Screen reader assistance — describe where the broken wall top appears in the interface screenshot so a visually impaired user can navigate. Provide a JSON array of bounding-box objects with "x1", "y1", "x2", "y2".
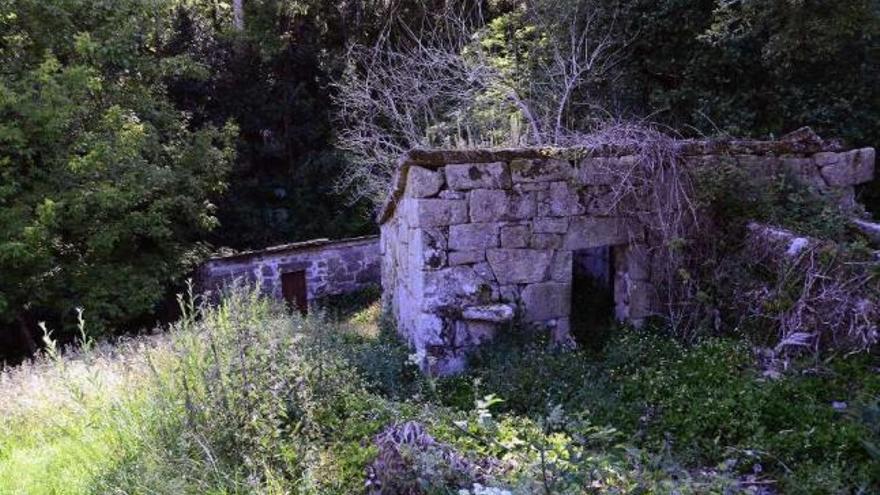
[
  {"x1": 205, "y1": 235, "x2": 379, "y2": 265},
  {"x1": 378, "y1": 128, "x2": 871, "y2": 224}
]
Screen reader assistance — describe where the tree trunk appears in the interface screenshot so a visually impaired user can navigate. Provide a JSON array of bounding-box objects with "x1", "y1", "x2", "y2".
[
  {"x1": 233, "y1": 0, "x2": 244, "y2": 31},
  {"x1": 15, "y1": 312, "x2": 37, "y2": 357}
]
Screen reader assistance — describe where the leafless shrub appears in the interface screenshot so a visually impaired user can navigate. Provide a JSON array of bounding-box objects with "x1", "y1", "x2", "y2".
[
  {"x1": 333, "y1": 0, "x2": 630, "y2": 204},
  {"x1": 740, "y1": 224, "x2": 879, "y2": 357},
  {"x1": 365, "y1": 421, "x2": 500, "y2": 494},
  {"x1": 512, "y1": 2, "x2": 631, "y2": 144},
  {"x1": 333, "y1": 5, "x2": 493, "y2": 204}
]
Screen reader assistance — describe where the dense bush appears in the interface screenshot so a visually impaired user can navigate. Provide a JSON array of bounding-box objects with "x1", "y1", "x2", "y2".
[{"x1": 0, "y1": 0, "x2": 237, "y2": 358}]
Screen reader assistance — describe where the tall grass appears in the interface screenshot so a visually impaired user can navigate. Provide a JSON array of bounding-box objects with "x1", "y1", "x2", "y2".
[
  {"x1": 0, "y1": 330, "x2": 163, "y2": 494},
  {"x1": 0, "y1": 288, "x2": 403, "y2": 494}
]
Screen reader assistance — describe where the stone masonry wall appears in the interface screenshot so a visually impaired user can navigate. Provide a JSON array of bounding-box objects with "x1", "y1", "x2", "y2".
[
  {"x1": 380, "y1": 133, "x2": 875, "y2": 375},
  {"x1": 199, "y1": 236, "x2": 380, "y2": 304}
]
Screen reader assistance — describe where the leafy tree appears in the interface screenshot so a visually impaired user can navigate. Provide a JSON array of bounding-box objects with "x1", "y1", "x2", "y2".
[{"x1": 0, "y1": 0, "x2": 236, "y2": 357}]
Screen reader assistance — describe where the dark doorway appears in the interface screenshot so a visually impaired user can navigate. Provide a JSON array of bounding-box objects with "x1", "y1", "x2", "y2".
[
  {"x1": 571, "y1": 247, "x2": 615, "y2": 349},
  {"x1": 281, "y1": 270, "x2": 308, "y2": 314}
]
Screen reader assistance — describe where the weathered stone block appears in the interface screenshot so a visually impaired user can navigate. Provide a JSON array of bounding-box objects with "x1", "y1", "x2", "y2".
[
  {"x1": 576, "y1": 157, "x2": 617, "y2": 185},
  {"x1": 454, "y1": 320, "x2": 497, "y2": 347},
  {"x1": 278, "y1": 261, "x2": 310, "y2": 273},
  {"x1": 462, "y1": 303, "x2": 514, "y2": 322},
  {"x1": 403, "y1": 198, "x2": 468, "y2": 227},
  {"x1": 439, "y1": 190, "x2": 466, "y2": 200},
  {"x1": 507, "y1": 191, "x2": 537, "y2": 219},
  {"x1": 409, "y1": 227, "x2": 447, "y2": 270},
  {"x1": 486, "y1": 249, "x2": 553, "y2": 284},
  {"x1": 469, "y1": 189, "x2": 507, "y2": 222},
  {"x1": 813, "y1": 152, "x2": 840, "y2": 168},
  {"x1": 563, "y1": 216, "x2": 632, "y2": 249},
  {"x1": 551, "y1": 317, "x2": 574, "y2": 346},
  {"x1": 780, "y1": 156, "x2": 826, "y2": 190},
  {"x1": 581, "y1": 186, "x2": 617, "y2": 216},
  {"x1": 500, "y1": 224, "x2": 530, "y2": 248},
  {"x1": 449, "y1": 223, "x2": 499, "y2": 250},
  {"x1": 628, "y1": 280, "x2": 658, "y2": 319},
  {"x1": 533, "y1": 217, "x2": 568, "y2": 233},
  {"x1": 736, "y1": 155, "x2": 780, "y2": 176},
  {"x1": 549, "y1": 250, "x2": 573, "y2": 282},
  {"x1": 422, "y1": 266, "x2": 490, "y2": 310},
  {"x1": 537, "y1": 181, "x2": 585, "y2": 217},
  {"x1": 514, "y1": 182, "x2": 550, "y2": 192},
  {"x1": 473, "y1": 262, "x2": 497, "y2": 283},
  {"x1": 468, "y1": 321, "x2": 498, "y2": 346},
  {"x1": 531, "y1": 233, "x2": 562, "y2": 249},
  {"x1": 498, "y1": 284, "x2": 519, "y2": 303},
  {"x1": 510, "y1": 158, "x2": 572, "y2": 183},
  {"x1": 469, "y1": 189, "x2": 536, "y2": 222},
  {"x1": 818, "y1": 148, "x2": 875, "y2": 186},
  {"x1": 615, "y1": 243, "x2": 651, "y2": 281},
  {"x1": 415, "y1": 312, "x2": 445, "y2": 347},
  {"x1": 356, "y1": 263, "x2": 380, "y2": 283},
  {"x1": 852, "y1": 219, "x2": 880, "y2": 244},
  {"x1": 521, "y1": 282, "x2": 571, "y2": 321},
  {"x1": 406, "y1": 166, "x2": 444, "y2": 198},
  {"x1": 445, "y1": 162, "x2": 512, "y2": 190},
  {"x1": 684, "y1": 155, "x2": 731, "y2": 168},
  {"x1": 448, "y1": 250, "x2": 485, "y2": 265}
]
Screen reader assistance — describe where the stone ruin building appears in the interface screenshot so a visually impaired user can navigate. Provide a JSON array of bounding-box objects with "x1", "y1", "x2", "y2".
[
  {"x1": 379, "y1": 131, "x2": 876, "y2": 374},
  {"x1": 199, "y1": 236, "x2": 380, "y2": 312}
]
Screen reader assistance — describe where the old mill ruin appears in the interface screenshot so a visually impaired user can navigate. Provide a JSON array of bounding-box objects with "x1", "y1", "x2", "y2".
[{"x1": 379, "y1": 130, "x2": 876, "y2": 374}]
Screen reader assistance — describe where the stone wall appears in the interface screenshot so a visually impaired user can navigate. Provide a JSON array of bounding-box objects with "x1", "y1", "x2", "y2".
[
  {"x1": 199, "y1": 236, "x2": 380, "y2": 304},
  {"x1": 379, "y1": 132, "x2": 875, "y2": 375}
]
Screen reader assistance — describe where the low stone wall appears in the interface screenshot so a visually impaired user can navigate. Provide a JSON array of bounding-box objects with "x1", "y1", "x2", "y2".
[
  {"x1": 380, "y1": 132, "x2": 875, "y2": 374},
  {"x1": 199, "y1": 236, "x2": 381, "y2": 304}
]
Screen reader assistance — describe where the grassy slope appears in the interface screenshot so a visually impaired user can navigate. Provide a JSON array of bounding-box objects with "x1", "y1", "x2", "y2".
[{"x1": 1, "y1": 291, "x2": 878, "y2": 493}]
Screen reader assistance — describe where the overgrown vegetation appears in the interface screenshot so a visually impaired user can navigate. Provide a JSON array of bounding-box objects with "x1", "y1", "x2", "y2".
[
  {"x1": 2, "y1": 289, "x2": 878, "y2": 493},
  {"x1": 681, "y1": 157, "x2": 879, "y2": 355}
]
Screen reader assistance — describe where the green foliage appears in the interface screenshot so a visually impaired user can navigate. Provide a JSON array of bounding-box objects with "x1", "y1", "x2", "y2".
[
  {"x1": 686, "y1": 160, "x2": 879, "y2": 352},
  {"x1": 692, "y1": 159, "x2": 854, "y2": 241},
  {"x1": 435, "y1": 329, "x2": 612, "y2": 416},
  {"x1": 604, "y1": 331, "x2": 880, "y2": 492},
  {"x1": 0, "y1": 0, "x2": 236, "y2": 352},
  {"x1": 616, "y1": 0, "x2": 880, "y2": 142},
  {"x1": 431, "y1": 326, "x2": 880, "y2": 492}
]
